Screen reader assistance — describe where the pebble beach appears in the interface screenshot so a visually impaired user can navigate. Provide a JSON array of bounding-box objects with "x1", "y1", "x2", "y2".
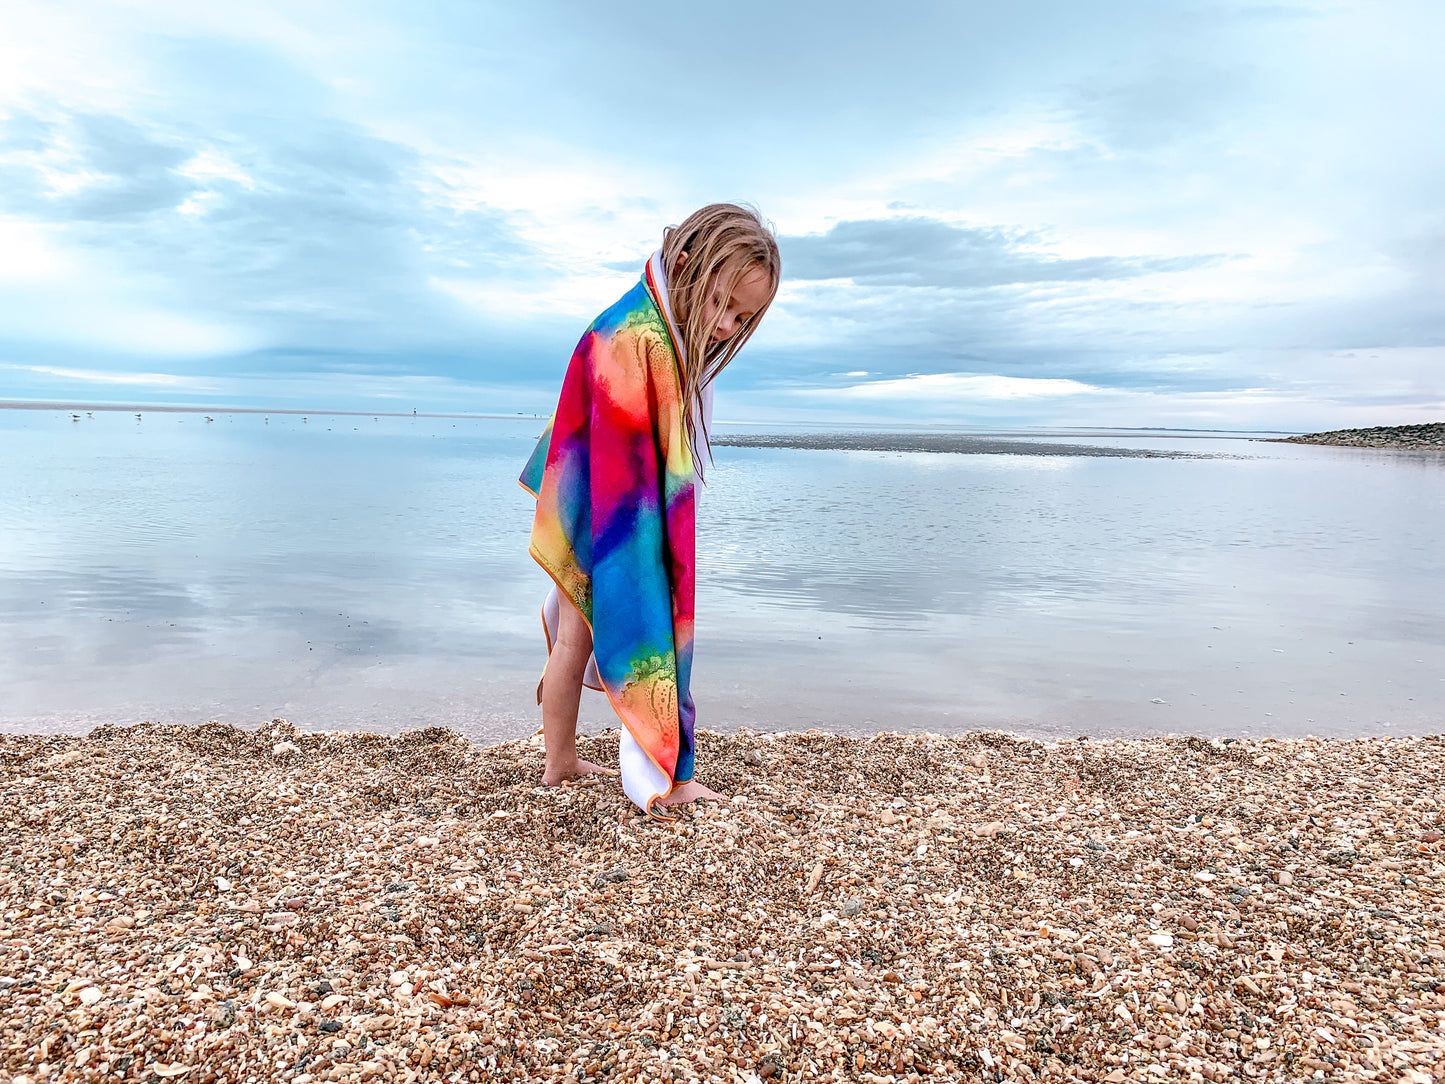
[{"x1": 3, "y1": 723, "x2": 1443, "y2": 1084}]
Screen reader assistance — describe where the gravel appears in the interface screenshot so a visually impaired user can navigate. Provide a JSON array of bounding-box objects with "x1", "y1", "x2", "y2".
[{"x1": 2, "y1": 722, "x2": 1443, "y2": 1083}]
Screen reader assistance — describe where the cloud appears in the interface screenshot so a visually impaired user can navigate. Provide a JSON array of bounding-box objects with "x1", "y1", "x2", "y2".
[
  {"x1": 8, "y1": 364, "x2": 213, "y2": 388},
  {"x1": 828, "y1": 373, "x2": 1101, "y2": 401},
  {"x1": 0, "y1": 0, "x2": 1440, "y2": 428},
  {"x1": 780, "y1": 217, "x2": 1221, "y2": 288}
]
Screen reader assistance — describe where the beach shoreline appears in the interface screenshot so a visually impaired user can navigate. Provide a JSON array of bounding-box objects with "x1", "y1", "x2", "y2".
[{"x1": 2, "y1": 721, "x2": 1442, "y2": 1083}]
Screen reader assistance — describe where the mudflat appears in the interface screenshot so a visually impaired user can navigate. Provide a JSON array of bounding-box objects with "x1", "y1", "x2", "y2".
[
  {"x1": 3, "y1": 723, "x2": 1443, "y2": 1083},
  {"x1": 709, "y1": 433, "x2": 1231, "y2": 458}
]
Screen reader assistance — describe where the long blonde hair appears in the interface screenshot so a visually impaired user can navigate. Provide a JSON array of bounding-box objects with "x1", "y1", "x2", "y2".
[{"x1": 661, "y1": 203, "x2": 781, "y2": 470}]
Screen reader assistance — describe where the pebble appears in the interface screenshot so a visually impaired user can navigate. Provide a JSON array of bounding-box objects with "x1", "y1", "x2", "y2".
[{"x1": 1, "y1": 721, "x2": 1441, "y2": 1083}]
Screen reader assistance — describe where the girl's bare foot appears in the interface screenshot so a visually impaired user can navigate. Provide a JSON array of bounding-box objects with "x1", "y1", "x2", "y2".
[
  {"x1": 542, "y1": 759, "x2": 618, "y2": 787},
  {"x1": 655, "y1": 779, "x2": 727, "y2": 807}
]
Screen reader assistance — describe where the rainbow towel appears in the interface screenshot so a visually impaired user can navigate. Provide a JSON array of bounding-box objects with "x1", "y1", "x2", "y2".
[{"x1": 519, "y1": 255, "x2": 697, "y2": 814}]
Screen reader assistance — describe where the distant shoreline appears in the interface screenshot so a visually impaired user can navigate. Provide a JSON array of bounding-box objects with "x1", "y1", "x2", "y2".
[
  {"x1": 1272, "y1": 422, "x2": 1445, "y2": 449},
  {"x1": 0, "y1": 401, "x2": 545, "y2": 421}
]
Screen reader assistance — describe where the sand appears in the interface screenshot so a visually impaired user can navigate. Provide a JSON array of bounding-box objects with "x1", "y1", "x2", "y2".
[{"x1": 2, "y1": 722, "x2": 1443, "y2": 1083}]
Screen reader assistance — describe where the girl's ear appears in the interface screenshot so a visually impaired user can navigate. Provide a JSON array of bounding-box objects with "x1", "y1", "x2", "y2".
[{"x1": 673, "y1": 250, "x2": 689, "y2": 274}]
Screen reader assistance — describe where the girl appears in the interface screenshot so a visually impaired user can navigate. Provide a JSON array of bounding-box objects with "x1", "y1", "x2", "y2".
[{"x1": 519, "y1": 204, "x2": 780, "y2": 817}]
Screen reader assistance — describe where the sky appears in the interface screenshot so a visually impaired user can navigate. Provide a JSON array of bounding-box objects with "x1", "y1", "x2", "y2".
[{"x1": 1, "y1": 0, "x2": 1441, "y2": 429}]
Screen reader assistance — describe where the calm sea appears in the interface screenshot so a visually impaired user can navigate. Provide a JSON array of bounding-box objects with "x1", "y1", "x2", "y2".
[{"x1": 1, "y1": 407, "x2": 1441, "y2": 743}]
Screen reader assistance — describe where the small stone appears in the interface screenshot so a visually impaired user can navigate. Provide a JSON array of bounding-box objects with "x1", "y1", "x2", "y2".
[
  {"x1": 1276, "y1": 870, "x2": 1293, "y2": 885},
  {"x1": 272, "y1": 741, "x2": 299, "y2": 758},
  {"x1": 389, "y1": 970, "x2": 409, "y2": 986},
  {"x1": 214, "y1": 876, "x2": 233, "y2": 892},
  {"x1": 741, "y1": 749, "x2": 763, "y2": 766},
  {"x1": 594, "y1": 866, "x2": 629, "y2": 886},
  {"x1": 265, "y1": 992, "x2": 295, "y2": 1011},
  {"x1": 79, "y1": 986, "x2": 103, "y2": 1006},
  {"x1": 1422, "y1": 829, "x2": 1442, "y2": 844},
  {"x1": 1148, "y1": 933, "x2": 1174, "y2": 948},
  {"x1": 841, "y1": 898, "x2": 865, "y2": 917}
]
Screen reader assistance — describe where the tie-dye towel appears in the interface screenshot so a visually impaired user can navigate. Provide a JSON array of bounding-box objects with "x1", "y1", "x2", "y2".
[{"x1": 519, "y1": 254, "x2": 697, "y2": 815}]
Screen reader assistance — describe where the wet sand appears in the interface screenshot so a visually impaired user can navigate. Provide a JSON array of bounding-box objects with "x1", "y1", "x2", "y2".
[
  {"x1": 3, "y1": 722, "x2": 1443, "y2": 1083},
  {"x1": 709, "y1": 434, "x2": 1234, "y2": 458}
]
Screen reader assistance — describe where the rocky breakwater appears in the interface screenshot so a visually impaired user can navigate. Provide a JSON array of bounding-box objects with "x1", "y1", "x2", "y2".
[
  {"x1": 1279, "y1": 422, "x2": 1445, "y2": 449},
  {"x1": 1, "y1": 722, "x2": 1443, "y2": 1083}
]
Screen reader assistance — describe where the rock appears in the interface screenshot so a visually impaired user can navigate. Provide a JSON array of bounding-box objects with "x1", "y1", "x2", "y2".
[
  {"x1": 272, "y1": 741, "x2": 299, "y2": 758},
  {"x1": 841, "y1": 898, "x2": 865, "y2": 917},
  {"x1": 1276, "y1": 870, "x2": 1293, "y2": 885},
  {"x1": 1422, "y1": 829, "x2": 1442, "y2": 844},
  {"x1": 741, "y1": 750, "x2": 763, "y2": 766},
  {"x1": 1280, "y1": 422, "x2": 1445, "y2": 449},
  {"x1": 79, "y1": 986, "x2": 102, "y2": 1006},
  {"x1": 389, "y1": 970, "x2": 409, "y2": 986},
  {"x1": 265, "y1": 992, "x2": 295, "y2": 1010},
  {"x1": 1148, "y1": 933, "x2": 1174, "y2": 948},
  {"x1": 594, "y1": 866, "x2": 629, "y2": 886}
]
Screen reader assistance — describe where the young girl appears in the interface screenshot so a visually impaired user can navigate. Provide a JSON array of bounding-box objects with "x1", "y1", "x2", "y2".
[{"x1": 519, "y1": 203, "x2": 780, "y2": 817}]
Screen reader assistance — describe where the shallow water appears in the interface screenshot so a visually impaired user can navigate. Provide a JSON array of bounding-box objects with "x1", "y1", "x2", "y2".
[{"x1": 1, "y1": 407, "x2": 1441, "y2": 742}]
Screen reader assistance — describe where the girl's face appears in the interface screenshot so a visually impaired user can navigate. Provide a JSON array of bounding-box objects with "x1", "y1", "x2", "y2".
[{"x1": 703, "y1": 263, "x2": 772, "y2": 343}]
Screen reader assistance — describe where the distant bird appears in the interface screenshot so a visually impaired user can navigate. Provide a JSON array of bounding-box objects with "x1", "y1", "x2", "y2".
[
  {"x1": 135, "y1": 413, "x2": 142, "y2": 420},
  {"x1": 302, "y1": 417, "x2": 307, "y2": 423},
  {"x1": 204, "y1": 416, "x2": 214, "y2": 422},
  {"x1": 85, "y1": 412, "x2": 93, "y2": 418},
  {"x1": 70, "y1": 413, "x2": 80, "y2": 421}
]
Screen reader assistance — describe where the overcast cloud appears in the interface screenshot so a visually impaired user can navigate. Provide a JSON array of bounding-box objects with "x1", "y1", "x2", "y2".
[{"x1": 0, "y1": 0, "x2": 1441, "y2": 428}]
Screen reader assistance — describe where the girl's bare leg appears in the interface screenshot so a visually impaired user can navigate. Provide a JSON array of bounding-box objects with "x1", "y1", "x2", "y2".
[{"x1": 541, "y1": 599, "x2": 617, "y2": 785}]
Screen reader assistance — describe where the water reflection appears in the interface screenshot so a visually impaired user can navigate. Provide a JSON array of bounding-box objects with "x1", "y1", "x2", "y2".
[{"x1": 1, "y1": 408, "x2": 1441, "y2": 741}]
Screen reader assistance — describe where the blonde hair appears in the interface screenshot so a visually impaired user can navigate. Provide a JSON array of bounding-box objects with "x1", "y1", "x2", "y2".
[{"x1": 661, "y1": 203, "x2": 781, "y2": 471}]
